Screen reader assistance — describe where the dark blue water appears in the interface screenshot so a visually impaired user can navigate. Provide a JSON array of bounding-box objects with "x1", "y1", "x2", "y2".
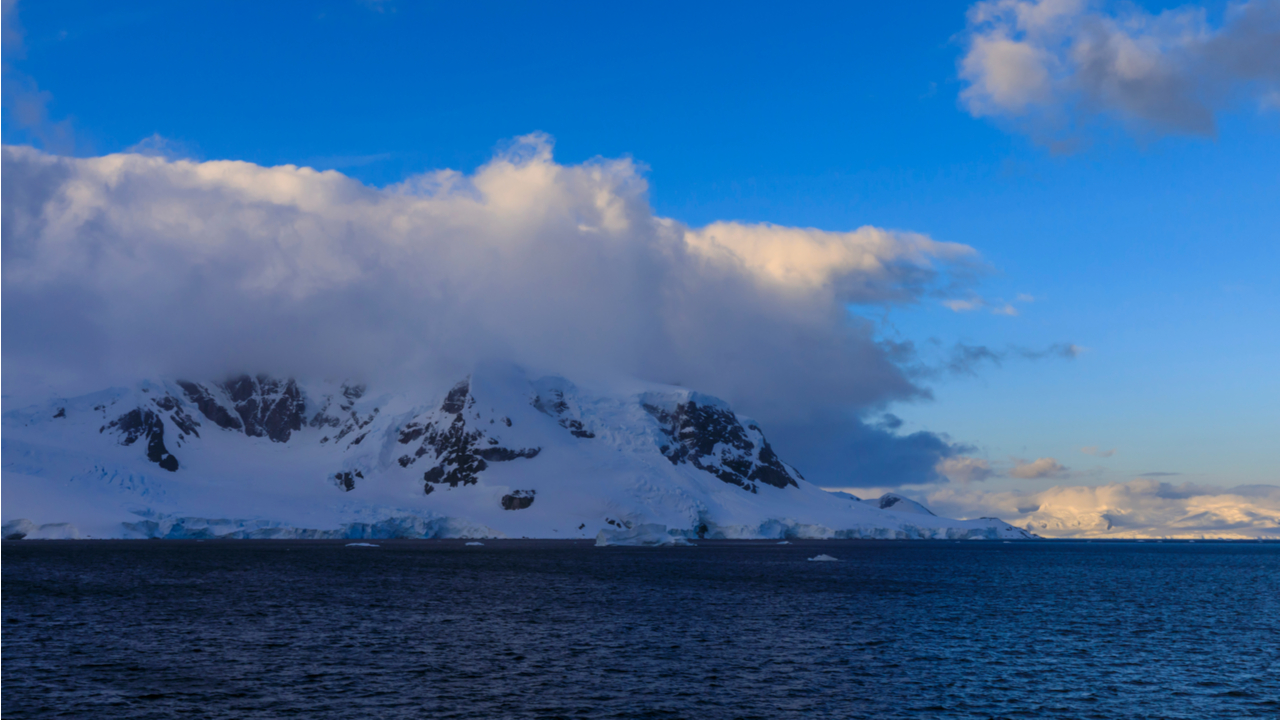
[{"x1": 3, "y1": 540, "x2": 1278, "y2": 719}]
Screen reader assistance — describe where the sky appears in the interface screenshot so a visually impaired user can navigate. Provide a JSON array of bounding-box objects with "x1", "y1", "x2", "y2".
[{"x1": 3, "y1": 0, "x2": 1279, "y2": 536}]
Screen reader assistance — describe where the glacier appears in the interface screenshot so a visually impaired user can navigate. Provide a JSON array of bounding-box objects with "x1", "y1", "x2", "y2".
[{"x1": 1, "y1": 364, "x2": 1034, "y2": 541}]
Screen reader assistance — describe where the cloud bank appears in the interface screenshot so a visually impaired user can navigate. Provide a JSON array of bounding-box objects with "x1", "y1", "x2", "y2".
[
  {"x1": 924, "y1": 479, "x2": 1280, "y2": 538},
  {"x1": 960, "y1": 0, "x2": 1280, "y2": 141},
  {"x1": 1009, "y1": 456, "x2": 1071, "y2": 479},
  {"x1": 2, "y1": 135, "x2": 991, "y2": 485}
]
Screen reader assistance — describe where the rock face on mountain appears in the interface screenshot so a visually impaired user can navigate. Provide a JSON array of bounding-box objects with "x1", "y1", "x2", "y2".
[
  {"x1": 1, "y1": 366, "x2": 1035, "y2": 541},
  {"x1": 177, "y1": 375, "x2": 305, "y2": 442},
  {"x1": 642, "y1": 395, "x2": 800, "y2": 493},
  {"x1": 396, "y1": 379, "x2": 542, "y2": 492},
  {"x1": 104, "y1": 408, "x2": 179, "y2": 472},
  {"x1": 532, "y1": 387, "x2": 596, "y2": 439},
  {"x1": 864, "y1": 493, "x2": 936, "y2": 516}
]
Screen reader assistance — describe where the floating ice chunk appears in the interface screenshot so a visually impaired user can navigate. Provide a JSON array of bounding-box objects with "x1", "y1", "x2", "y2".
[
  {"x1": 595, "y1": 523, "x2": 694, "y2": 547},
  {"x1": 345, "y1": 542, "x2": 379, "y2": 547},
  {"x1": 465, "y1": 542, "x2": 484, "y2": 546},
  {"x1": 808, "y1": 554, "x2": 840, "y2": 562},
  {"x1": 777, "y1": 541, "x2": 791, "y2": 545}
]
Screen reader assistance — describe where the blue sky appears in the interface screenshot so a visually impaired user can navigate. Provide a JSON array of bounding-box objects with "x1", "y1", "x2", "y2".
[{"x1": 4, "y1": 0, "x2": 1278, "y2": 495}]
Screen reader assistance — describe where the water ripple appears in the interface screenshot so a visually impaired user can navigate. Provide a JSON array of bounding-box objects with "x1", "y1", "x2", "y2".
[{"x1": 3, "y1": 540, "x2": 1278, "y2": 719}]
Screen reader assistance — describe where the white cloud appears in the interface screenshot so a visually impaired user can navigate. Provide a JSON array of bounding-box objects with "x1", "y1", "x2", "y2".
[
  {"x1": 944, "y1": 297, "x2": 985, "y2": 312},
  {"x1": 936, "y1": 456, "x2": 996, "y2": 483},
  {"x1": 1009, "y1": 456, "x2": 1070, "y2": 478},
  {"x1": 959, "y1": 0, "x2": 1280, "y2": 140},
  {"x1": 1, "y1": 135, "x2": 980, "y2": 437},
  {"x1": 685, "y1": 221, "x2": 978, "y2": 304},
  {"x1": 2, "y1": 0, "x2": 77, "y2": 153},
  {"x1": 1080, "y1": 445, "x2": 1116, "y2": 457},
  {"x1": 941, "y1": 294, "x2": 1030, "y2": 315},
  {"x1": 124, "y1": 133, "x2": 200, "y2": 161},
  {"x1": 924, "y1": 479, "x2": 1280, "y2": 538}
]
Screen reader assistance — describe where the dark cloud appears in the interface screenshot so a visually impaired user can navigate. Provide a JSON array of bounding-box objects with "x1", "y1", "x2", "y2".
[
  {"x1": 768, "y1": 412, "x2": 963, "y2": 487},
  {"x1": 943, "y1": 341, "x2": 1080, "y2": 376},
  {"x1": 875, "y1": 413, "x2": 905, "y2": 431},
  {"x1": 947, "y1": 343, "x2": 1005, "y2": 375}
]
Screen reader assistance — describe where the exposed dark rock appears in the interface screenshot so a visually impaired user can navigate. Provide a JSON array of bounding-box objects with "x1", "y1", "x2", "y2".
[
  {"x1": 532, "y1": 391, "x2": 570, "y2": 416},
  {"x1": 501, "y1": 490, "x2": 536, "y2": 510},
  {"x1": 309, "y1": 411, "x2": 342, "y2": 429},
  {"x1": 476, "y1": 447, "x2": 541, "y2": 462},
  {"x1": 107, "y1": 408, "x2": 179, "y2": 472},
  {"x1": 749, "y1": 444, "x2": 800, "y2": 486},
  {"x1": 643, "y1": 400, "x2": 798, "y2": 492},
  {"x1": 217, "y1": 375, "x2": 305, "y2": 443},
  {"x1": 414, "y1": 414, "x2": 492, "y2": 488},
  {"x1": 309, "y1": 384, "x2": 376, "y2": 443},
  {"x1": 401, "y1": 378, "x2": 541, "y2": 489},
  {"x1": 877, "y1": 494, "x2": 935, "y2": 515},
  {"x1": 342, "y1": 383, "x2": 365, "y2": 403},
  {"x1": 561, "y1": 419, "x2": 595, "y2": 439},
  {"x1": 52, "y1": 407, "x2": 66, "y2": 419},
  {"x1": 398, "y1": 422, "x2": 427, "y2": 445},
  {"x1": 533, "y1": 390, "x2": 594, "y2": 438},
  {"x1": 441, "y1": 379, "x2": 471, "y2": 414},
  {"x1": 177, "y1": 381, "x2": 243, "y2": 431},
  {"x1": 333, "y1": 470, "x2": 363, "y2": 492},
  {"x1": 163, "y1": 404, "x2": 201, "y2": 439}
]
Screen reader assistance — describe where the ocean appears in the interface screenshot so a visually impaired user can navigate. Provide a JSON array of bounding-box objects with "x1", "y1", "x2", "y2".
[{"x1": 3, "y1": 539, "x2": 1278, "y2": 719}]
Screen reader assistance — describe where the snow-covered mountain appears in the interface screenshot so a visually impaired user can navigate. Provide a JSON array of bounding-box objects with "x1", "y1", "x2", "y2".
[{"x1": 1, "y1": 365, "x2": 1033, "y2": 541}]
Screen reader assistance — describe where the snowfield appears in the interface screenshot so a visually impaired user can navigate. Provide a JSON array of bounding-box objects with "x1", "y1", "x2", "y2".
[{"x1": 1, "y1": 364, "x2": 1034, "y2": 542}]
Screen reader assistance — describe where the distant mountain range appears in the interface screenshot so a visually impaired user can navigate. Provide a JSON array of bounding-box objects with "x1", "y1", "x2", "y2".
[{"x1": 1, "y1": 364, "x2": 1033, "y2": 542}]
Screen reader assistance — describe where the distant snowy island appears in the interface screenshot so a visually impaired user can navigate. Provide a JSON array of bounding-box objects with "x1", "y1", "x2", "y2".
[{"x1": 2, "y1": 365, "x2": 1034, "y2": 543}]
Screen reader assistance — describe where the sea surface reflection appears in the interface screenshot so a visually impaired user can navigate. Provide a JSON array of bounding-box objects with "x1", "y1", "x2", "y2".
[{"x1": 3, "y1": 539, "x2": 1278, "y2": 719}]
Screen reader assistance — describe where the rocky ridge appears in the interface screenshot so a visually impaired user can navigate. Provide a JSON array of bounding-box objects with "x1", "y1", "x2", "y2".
[{"x1": 3, "y1": 367, "x2": 1036, "y2": 541}]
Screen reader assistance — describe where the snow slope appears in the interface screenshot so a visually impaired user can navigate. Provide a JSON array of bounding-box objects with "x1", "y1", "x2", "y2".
[{"x1": 1, "y1": 365, "x2": 1033, "y2": 541}]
